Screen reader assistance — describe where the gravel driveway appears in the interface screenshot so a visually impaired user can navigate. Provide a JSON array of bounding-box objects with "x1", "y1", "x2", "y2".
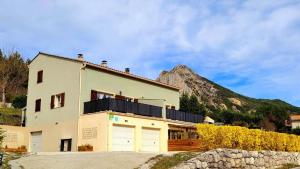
[{"x1": 10, "y1": 152, "x2": 157, "y2": 169}]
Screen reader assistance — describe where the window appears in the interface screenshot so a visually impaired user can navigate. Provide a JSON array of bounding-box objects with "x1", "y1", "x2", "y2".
[
  {"x1": 166, "y1": 105, "x2": 175, "y2": 110},
  {"x1": 91, "y1": 90, "x2": 113, "y2": 101},
  {"x1": 35, "y1": 99, "x2": 41, "y2": 112},
  {"x1": 60, "y1": 139, "x2": 72, "y2": 152},
  {"x1": 168, "y1": 130, "x2": 184, "y2": 140},
  {"x1": 37, "y1": 70, "x2": 43, "y2": 83},
  {"x1": 51, "y1": 93, "x2": 65, "y2": 109}
]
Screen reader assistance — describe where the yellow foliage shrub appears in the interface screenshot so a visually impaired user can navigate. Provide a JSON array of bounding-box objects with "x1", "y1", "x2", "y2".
[{"x1": 196, "y1": 124, "x2": 300, "y2": 152}]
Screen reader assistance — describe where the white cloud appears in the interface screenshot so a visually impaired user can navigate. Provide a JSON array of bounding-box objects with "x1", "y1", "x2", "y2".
[{"x1": 1, "y1": 0, "x2": 300, "y2": 105}]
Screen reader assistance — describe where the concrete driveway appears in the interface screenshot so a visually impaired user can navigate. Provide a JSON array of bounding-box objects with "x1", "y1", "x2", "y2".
[{"x1": 10, "y1": 152, "x2": 158, "y2": 169}]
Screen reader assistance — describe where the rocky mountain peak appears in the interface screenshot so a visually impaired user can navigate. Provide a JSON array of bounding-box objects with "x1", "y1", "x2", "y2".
[
  {"x1": 157, "y1": 65, "x2": 300, "y2": 114},
  {"x1": 157, "y1": 65, "x2": 221, "y2": 109},
  {"x1": 169, "y1": 64, "x2": 194, "y2": 74}
]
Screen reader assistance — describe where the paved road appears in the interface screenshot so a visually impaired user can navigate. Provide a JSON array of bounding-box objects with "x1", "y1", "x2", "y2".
[{"x1": 10, "y1": 152, "x2": 157, "y2": 169}]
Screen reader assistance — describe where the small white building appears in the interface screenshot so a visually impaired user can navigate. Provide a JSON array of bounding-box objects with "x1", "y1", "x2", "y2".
[
  {"x1": 288, "y1": 115, "x2": 300, "y2": 129},
  {"x1": 203, "y1": 116, "x2": 215, "y2": 124}
]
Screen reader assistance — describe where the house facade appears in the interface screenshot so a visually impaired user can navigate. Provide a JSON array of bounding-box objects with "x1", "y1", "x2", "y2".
[
  {"x1": 287, "y1": 115, "x2": 300, "y2": 129},
  {"x1": 26, "y1": 52, "x2": 202, "y2": 153}
]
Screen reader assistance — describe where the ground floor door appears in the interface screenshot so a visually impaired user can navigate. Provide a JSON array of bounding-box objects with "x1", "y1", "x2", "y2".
[
  {"x1": 141, "y1": 128, "x2": 160, "y2": 152},
  {"x1": 31, "y1": 131, "x2": 42, "y2": 152},
  {"x1": 60, "y1": 139, "x2": 72, "y2": 152},
  {"x1": 112, "y1": 125, "x2": 134, "y2": 151}
]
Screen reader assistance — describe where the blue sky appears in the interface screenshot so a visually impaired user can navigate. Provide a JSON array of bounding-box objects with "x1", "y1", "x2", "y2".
[{"x1": 1, "y1": 0, "x2": 300, "y2": 106}]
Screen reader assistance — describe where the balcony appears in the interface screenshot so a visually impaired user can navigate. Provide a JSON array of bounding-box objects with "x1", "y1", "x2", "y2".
[
  {"x1": 84, "y1": 98, "x2": 162, "y2": 118},
  {"x1": 83, "y1": 98, "x2": 203, "y2": 123},
  {"x1": 166, "y1": 109, "x2": 203, "y2": 123}
]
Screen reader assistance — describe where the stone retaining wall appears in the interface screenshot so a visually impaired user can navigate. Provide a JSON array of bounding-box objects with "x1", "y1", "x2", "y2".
[{"x1": 172, "y1": 149, "x2": 300, "y2": 169}]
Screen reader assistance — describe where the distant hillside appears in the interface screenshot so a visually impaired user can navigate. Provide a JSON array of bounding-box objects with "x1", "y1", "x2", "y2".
[
  {"x1": 157, "y1": 65, "x2": 300, "y2": 116},
  {"x1": 157, "y1": 65, "x2": 300, "y2": 131}
]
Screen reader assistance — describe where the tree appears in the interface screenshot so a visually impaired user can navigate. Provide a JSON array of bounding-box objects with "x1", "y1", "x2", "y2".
[
  {"x1": 0, "y1": 128, "x2": 5, "y2": 148},
  {"x1": 12, "y1": 95, "x2": 27, "y2": 108},
  {"x1": 179, "y1": 93, "x2": 207, "y2": 116},
  {"x1": 188, "y1": 94, "x2": 200, "y2": 113},
  {"x1": 0, "y1": 50, "x2": 28, "y2": 103},
  {"x1": 179, "y1": 93, "x2": 189, "y2": 112},
  {"x1": 188, "y1": 94, "x2": 207, "y2": 116},
  {"x1": 0, "y1": 51, "x2": 9, "y2": 103}
]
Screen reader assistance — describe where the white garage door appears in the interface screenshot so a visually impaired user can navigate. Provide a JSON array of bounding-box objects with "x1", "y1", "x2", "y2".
[
  {"x1": 31, "y1": 131, "x2": 42, "y2": 152},
  {"x1": 112, "y1": 126, "x2": 134, "y2": 151},
  {"x1": 141, "y1": 128, "x2": 160, "y2": 152}
]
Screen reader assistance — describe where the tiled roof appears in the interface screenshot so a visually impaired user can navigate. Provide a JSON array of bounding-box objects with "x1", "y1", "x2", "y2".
[
  {"x1": 290, "y1": 115, "x2": 300, "y2": 121},
  {"x1": 34, "y1": 52, "x2": 180, "y2": 91}
]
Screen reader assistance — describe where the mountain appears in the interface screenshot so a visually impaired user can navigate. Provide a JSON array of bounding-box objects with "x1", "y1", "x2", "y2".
[{"x1": 157, "y1": 65, "x2": 300, "y2": 114}]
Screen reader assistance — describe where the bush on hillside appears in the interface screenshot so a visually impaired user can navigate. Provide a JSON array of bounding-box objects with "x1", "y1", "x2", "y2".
[
  {"x1": 0, "y1": 108, "x2": 22, "y2": 126},
  {"x1": 197, "y1": 124, "x2": 300, "y2": 152},
  {"x1": 291, "y1": 127, "x2": 300, "y2": 135},
  {"x1": 0, "y1": 128, "x2": 5, "y2": 149},
  {"x1": 12, "y1": 95, "x2": 27, "y2": 109}
]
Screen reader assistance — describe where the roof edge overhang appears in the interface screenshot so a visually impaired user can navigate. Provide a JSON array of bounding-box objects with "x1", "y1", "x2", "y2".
[{"x1": 31, "y1": 52, "x2": 180, "y2": 91}]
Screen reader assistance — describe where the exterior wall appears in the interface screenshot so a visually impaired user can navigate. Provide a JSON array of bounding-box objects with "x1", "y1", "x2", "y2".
[
  {"x1": 28, "y1": 120, "x2": 78, "y2": 152},
  {"x1": 26, "y1": 54, "x2": 82, "y2": 151},
  {"x1": 78, "y1": 112, "x2": 169, "y2": 153},
  {"x1": 26, "y1": 53, "x2": 180, "y2": 152},
  {"x1": 78, "y1": 113, "x2": 109, "y2": 151},
  {"x1": 80, "y1": 68, "x2": 179, "y2": 116},
  {"x1": 1, "y1": 125, "x2": 28, "y2": 149},
  {"x1": 292, "y1": 121, "x2": 300, "y2": 129}
]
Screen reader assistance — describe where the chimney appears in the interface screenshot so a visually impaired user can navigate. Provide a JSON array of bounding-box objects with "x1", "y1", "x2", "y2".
[
  {"x1": 101, "y1": 60, "x2": 107, "y2": 67},
  {"x1": 125, "y1": 68, "x2": 130, "y2": 73},
  {"x1": 77, "y1": 54, "x2": 84, "y2": 61}
]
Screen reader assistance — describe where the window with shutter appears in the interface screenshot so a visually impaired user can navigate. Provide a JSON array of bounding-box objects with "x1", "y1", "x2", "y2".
[
  {"x1": 51, "y1": 93, "x2": 65, "y2": 109},
  {"x1": 91, "y1": 90, "x2": 97, "y2": 101}
]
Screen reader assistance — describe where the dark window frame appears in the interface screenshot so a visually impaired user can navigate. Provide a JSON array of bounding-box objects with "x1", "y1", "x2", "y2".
[
  {"x1": 60, "y1": 138, "x2": 72, "y2": 152},
  {"x1": 35, "y1": 99, "x2": 41, "y2": 112},
  {"x1": 91, "y1": 90, "x2": 113, "y2": 101},
  {"x1": 37, "y1": 70, "x2": 43, "y2": 83}
]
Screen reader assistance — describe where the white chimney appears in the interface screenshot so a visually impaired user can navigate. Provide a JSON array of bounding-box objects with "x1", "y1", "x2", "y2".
[
  {"x1": 101, "y1": 60, "x2": 107, "y2": 67},
  {"x1": 77, "y1": 54, "x2": 84, "y2": 61}
]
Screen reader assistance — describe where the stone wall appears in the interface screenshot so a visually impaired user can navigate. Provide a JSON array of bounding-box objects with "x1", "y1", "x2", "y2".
[{"x1": 172, "y1": 149, "x2": 300, "y2": 169}]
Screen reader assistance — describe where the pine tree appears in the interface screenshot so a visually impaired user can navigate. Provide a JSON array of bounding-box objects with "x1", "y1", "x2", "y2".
[
  {"x1": 179, "y1": 93, "x2": 189, "y2": 112},
  {"x1": 188, "y1": 94, "x2": 201, "y2": 114}
]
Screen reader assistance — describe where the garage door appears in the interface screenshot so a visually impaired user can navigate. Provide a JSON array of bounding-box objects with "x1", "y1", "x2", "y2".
[
  {"x1": 141, "y1": 128, "x2": 160, "y2": 152},
  {"x1": 31, "y1": 131, "x2": 42, "y2": 152},
  {"x1": 112, "y1": 126, "x2": 134, "y2": 151}
]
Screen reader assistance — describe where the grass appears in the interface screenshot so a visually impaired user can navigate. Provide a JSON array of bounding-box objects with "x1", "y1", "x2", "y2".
[
  {"x1": 1, "y1": 152, "x2": 23, "y2": 169},
  {"x1": 151, "y1": 152, "x2": 198, "y2": 169},
  {"x1": 278, "y1": 164, "x2": 300, "y2": 169}
]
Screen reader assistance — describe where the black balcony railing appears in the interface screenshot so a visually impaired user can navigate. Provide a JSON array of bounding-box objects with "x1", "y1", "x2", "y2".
[
  {"x1": 166, "y1": 109, "x2": 203, "y2": 123},
  {"x1": 84, "y1": 98, "x2": 162, "y2": 118}
]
